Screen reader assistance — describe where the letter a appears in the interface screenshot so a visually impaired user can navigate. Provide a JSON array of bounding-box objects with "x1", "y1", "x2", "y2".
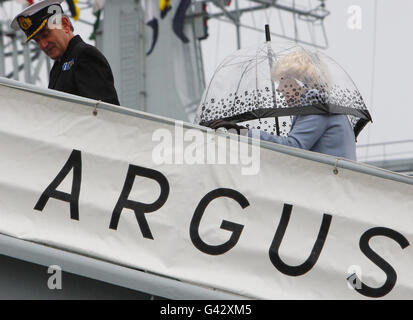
[{"x1": 34, "y1": 149, "x2": 82, "y2": 220}]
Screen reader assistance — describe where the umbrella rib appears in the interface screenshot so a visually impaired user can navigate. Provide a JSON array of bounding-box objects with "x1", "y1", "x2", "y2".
[
  {"x1": 231, "y1": 58, "x2": 257, "y2": 109},
  {"x1": 200, "y1": 55, "x2": 235, "y2": 106},
  {"x1": 221, "y1": 56, "x2": 267, "y2": 69},
  {"x1": 229, "y1": 58, "x2": 272, "y2": 98}
]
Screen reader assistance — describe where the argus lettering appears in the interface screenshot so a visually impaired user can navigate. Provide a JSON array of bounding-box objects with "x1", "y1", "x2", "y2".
[{"x1": 33, "y1": 149, "x2": 409, "y2": 298}]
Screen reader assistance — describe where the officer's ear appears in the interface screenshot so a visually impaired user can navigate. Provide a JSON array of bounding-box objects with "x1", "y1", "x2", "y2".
[{"x1": 61, "y1": 16, "x2": 72, "y2": 33}]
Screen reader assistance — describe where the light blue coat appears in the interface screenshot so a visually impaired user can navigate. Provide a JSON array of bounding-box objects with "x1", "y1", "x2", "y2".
[{"x1": 250, "y1": 114, "x2": 357, "y2": 161}]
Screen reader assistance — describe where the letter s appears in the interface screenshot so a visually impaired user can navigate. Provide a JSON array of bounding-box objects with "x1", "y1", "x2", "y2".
[{"x1": 352, "y1": 227, "x2": 409, "y2": 298}]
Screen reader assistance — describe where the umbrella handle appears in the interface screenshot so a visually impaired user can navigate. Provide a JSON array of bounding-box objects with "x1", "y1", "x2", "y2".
[{"x1": 265, "y1": 24, "x2": 271, "y2": 42}]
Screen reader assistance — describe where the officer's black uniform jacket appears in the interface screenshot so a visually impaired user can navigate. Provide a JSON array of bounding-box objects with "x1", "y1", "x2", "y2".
[{"x1": 48, "y1": 35, "x2": 120, "y2": 105}]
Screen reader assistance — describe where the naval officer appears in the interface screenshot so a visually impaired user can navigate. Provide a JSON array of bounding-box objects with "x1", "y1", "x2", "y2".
[{"x1": 11, "y1": 0, "x2": 120, "y2": 105}]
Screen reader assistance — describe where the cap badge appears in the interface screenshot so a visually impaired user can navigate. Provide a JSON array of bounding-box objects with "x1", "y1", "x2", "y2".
[{"x1": 18, "y1": 16, "x2": 32, "y2": 31}]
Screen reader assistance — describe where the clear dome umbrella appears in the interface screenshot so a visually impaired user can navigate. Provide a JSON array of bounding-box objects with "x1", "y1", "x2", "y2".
[{"x1": 194, "y1": 32, "x2": 372, "y2": 139}]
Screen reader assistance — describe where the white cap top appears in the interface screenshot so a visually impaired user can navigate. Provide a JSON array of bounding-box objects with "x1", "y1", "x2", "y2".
[{"x1": 11, "y1": 0, "x2": 64, "y2": 31}]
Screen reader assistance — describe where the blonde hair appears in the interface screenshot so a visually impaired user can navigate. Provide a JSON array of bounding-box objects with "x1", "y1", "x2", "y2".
[{"x1": 271, "y1": 49, "x2": 330, "y2": 86}]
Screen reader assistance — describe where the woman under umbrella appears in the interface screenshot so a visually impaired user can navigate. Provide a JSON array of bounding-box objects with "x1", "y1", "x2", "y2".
[{"x1": 197, "y1": 45, "x2": 372, "y2": 161}]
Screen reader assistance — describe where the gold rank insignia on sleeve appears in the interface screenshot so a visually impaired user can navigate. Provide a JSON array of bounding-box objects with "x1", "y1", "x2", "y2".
[{"x1": 18, "y1": 16, "x2": 32, "y2": 31}]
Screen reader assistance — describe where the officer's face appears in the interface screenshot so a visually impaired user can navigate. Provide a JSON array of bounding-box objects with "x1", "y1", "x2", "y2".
[
  {"x1": 33, "y1": 27, "x2": 66, "y2": 60},
  {"x1": 33, "y1": 19, "x2": 72, "y2": 60}
]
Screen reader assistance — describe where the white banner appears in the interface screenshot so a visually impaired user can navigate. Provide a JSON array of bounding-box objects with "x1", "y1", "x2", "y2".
[{"x1": 0, "y1": 83, "x2": 412, "y2": 299}]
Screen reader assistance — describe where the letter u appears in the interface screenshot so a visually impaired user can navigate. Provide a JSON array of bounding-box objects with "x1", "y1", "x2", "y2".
[{"x1": 268, "y1": 204, "x2": 332, "y2": 276}]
